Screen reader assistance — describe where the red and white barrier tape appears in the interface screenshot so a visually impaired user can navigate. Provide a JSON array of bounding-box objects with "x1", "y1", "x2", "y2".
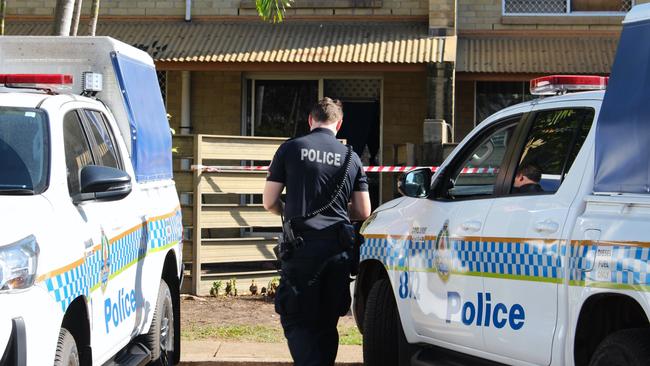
[{"x1": 191, "y1": 165, "x2": 499, "y2": 174}]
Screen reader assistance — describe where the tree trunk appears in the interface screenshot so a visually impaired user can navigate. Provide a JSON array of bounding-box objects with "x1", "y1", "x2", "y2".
[
  {"x1": 88, "y1": 0, "x2": 100, "y2": 36},
  {"x1": 53, "y1": 0, "x2": 75, "y2": 36},
  {"x1": 70, "y1": 0, "x2": 82, "y2": 36},
  {"x1": 0, "y1": 0, "x2": 7, "y2": 36}
]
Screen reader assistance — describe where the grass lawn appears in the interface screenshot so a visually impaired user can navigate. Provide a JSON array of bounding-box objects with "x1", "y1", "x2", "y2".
[{"x1": 182, "y1": 323, "x2": 363, "y2": 346}]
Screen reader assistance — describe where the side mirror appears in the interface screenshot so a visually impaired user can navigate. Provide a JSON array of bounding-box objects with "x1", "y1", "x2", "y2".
[
  {"x1": 397, "y1": 168, "x2": 432, "y2": 198},
  {"x1": 74, "y1": 165, "x2": 132, "y2": 204}
]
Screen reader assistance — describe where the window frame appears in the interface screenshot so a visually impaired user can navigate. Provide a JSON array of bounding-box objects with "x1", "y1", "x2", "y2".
[
  {"x1": 502, "y1": 0, "x2": 634, "y2": 16},
  {"x1": 498, "y1": 106, "x2": 596, "y2": 197},
  {"x1": 431, "y1": 113, "x2": 530, "y2": 202},
  {"x1": 79, "y1": 109, "x2": 124, "y2": 171},
  {"x1": 62, "y1": 109, "x2": 96, "y2": 197}
]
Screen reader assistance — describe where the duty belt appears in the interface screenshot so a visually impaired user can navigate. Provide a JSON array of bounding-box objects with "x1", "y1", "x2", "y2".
[{"x1": 296, "y1": 225, "x2": 341, "y2": 241}]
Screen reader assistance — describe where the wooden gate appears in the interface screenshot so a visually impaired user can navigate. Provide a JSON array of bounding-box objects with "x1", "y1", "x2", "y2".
[{"x1": 174, "y1": 134, "x2": 285, "y2": 295}]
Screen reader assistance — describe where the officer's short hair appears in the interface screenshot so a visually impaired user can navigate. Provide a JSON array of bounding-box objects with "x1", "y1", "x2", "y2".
[
  {"x1": 310, "y1": 97, "x2": 343, "y2": 124},
  {"x1": 518, "y1": 163, "x2": 542, "y2": 183}
]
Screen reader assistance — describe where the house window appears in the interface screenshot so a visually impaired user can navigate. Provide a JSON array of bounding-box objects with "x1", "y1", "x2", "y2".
[
  {"x1": 503, "y1": 0, "x2": 633, "y2": 15},
  {"x1": 245, "y1": 79, "x2": 318, "y2": 138},
  {"x1": 475, "y1": 81, "x2": 536, "y2": 125}
]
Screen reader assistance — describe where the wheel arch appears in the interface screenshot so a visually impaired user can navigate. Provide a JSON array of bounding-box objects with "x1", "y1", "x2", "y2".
[
  {"x1": 61, "y1": 296, "x2": 92, "y2": 365},
  {"x1": 354, "y1": 259, "x2": 389, "y2": 333},
  {"x1": 573, "y1": 292, "x2": 649, "y2": 366},
  {"x1": 161, "y1": 249, "x2": 181, "y2": 364}
]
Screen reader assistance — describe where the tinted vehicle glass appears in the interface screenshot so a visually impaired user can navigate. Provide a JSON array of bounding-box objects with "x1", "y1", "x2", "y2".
[
  {"x1": 449, "y1": 122, "x2": 518, "y2": 198},
  {"x1": 512, "y1": 108, "x2": 595, "y2": 194},
  {"x1": 83, "y1": 110, "x2": 120, "y2": 169},
  {"x1": 63, "y1": 111, "x2": 94, "y2": 196},
  {"x1": 0, "y1": 107, "x2": 49, "y2": 194}
]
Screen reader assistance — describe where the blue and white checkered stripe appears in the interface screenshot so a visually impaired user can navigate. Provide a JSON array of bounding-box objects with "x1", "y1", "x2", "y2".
[
  {"x1": 361, "y1": 237, "x2": 407, "y2": 269},
  {"x1": 43, "y1": 209, "x2": 182, "y2": 312},
  {"x1": 362, "y1": 236, "x2": 562, "y2": 281},
  {"x1": 363, "y1": 235, "x2": 650, "y2": 287},
  {"x1": 569, "y1": 244, "x2": 650, "y2": 285},
  {"x1": 110, "y1": 228, "x2": 145, "y2": 276},
  {"x1": 45, "y1": 263, "x2": 89, "y2": 312},
  {"x1": 149, "y1": 211, "x2": 183, "y2": 250}
]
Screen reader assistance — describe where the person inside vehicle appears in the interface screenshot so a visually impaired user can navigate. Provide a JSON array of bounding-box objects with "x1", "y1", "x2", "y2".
[{"x1": 512, "y1": 163, "x2": 544, "y2": 194}]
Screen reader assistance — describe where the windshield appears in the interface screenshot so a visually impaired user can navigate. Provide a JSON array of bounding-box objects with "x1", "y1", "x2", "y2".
[{"x1": 0, "y1": 107, "x2": 49, "y2": 194}]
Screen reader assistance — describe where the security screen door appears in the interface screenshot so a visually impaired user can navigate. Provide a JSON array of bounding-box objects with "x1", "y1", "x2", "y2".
[{"x1": 246, "y1": 80, "x2": 318, "y2": 138}]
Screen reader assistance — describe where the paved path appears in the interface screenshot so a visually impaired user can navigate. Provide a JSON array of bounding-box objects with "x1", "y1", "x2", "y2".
[{"x1": 180, "y1": 340, "x2": 363, "y2": 365}]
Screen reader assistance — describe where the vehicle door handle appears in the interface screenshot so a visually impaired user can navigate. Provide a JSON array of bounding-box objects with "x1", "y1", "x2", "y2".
[
  {"x1": 534, "y1": 220, "x2": 559, "y2": 234},
  {"x1": 461, "y1": 220, "x2": 482, "y2": 233}
]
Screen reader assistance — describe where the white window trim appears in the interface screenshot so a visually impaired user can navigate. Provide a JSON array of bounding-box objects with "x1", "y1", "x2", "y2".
[{"x1": 502, "y1": 0, "x2": 634, "y2": 16}]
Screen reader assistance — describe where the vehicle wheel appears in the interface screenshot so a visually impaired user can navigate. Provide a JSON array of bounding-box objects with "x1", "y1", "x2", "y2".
[
  {"x1": 589, "y1": 328, "x2": 650, "y2": 366},
  {"x1": 363, "y1": 279, "x2": 410, "y2": 366},
  {"x1": 53, "y1": 328, "x2": 79, "y2": 366},
  {"x1": 143, "y1": 280, "x2": 175, "y2": 365}
]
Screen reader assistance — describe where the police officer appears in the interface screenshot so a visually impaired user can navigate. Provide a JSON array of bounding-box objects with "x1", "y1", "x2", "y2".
[{"x1": 263, "y1": 97, "x2": 371, "y2": 366}]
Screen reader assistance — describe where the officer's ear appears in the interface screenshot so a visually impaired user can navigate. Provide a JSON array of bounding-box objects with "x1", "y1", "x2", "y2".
[
  {"x1": 308, "y1": 114, "x2": 314, "y2": 129},
  {"x1": 336, "y1": 119, "x2": 343, "y2": 131}
]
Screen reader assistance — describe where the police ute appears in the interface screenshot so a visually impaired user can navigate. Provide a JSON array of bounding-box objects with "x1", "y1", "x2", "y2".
[
  {"x1": 354, "y1": 4, "x2": 650, "y2": 366},
  {"x1": 0, "y1": 37, "x2": 182, "y2": 366}
]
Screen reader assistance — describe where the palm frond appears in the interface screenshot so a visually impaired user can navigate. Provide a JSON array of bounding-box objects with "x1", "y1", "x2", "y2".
[{"x1": 256, "y1": 0, "x2": 293, "y2": 23}]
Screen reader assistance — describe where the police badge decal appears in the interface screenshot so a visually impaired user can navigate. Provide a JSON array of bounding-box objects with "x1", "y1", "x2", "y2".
[
  {"x1": 100, "y1": 229, "x2": 111, "y2": 293},
  {"x1": 434, "y1": 220, "x2": 452, "y2": 283}
]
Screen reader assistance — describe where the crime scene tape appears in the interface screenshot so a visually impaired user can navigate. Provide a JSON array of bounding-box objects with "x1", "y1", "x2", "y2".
[{"x1": 191, "y1": 165, "x2": 500, "y2": 174}]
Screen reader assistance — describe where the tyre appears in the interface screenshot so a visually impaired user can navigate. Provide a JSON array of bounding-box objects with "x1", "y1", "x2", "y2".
[
  {"x1": 142, "y1": 280, "x2": 175, "y2": 365},
  {"x1": 589, "y1": 328, "x2": 650, "y2": 366},
  {"x1": 363, "y1": 279, "x2": 411, "y2": 366},
  {"x1": 53, "y1": 328, "x2": 79, "y2": 366}
]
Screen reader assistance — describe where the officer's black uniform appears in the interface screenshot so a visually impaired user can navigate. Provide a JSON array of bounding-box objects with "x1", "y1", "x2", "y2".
[
  {"x1": 512, "y1": 182, "x2": 543, "y2": 194},
  {"x1": 267, "y1": 127, "x2": 368, "y2": 366}
]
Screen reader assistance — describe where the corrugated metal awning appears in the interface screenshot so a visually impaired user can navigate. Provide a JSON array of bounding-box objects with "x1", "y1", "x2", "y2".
[
  {"x1": 457, "y1": 35, "x2": 618, "y2": 74},
  {"x1": 7, "y1": 21, "x2": 455, "y2": 64}
]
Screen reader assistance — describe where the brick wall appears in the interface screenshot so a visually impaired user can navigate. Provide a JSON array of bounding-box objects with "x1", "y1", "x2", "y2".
[
  {"x1": 6, "y1": 0, "x2": 429, "y2": 17},
  {"x1": 429, "y1": 0, "x2": 455, "y2": 32},
  {"x1": 166, "y1": 70, "x2": 241, "y2": 135},
  {"x1": 381, "y1": 71, "x2": 427, "y2": 202},
  {"x1": 458, "y1": 0, "x2": 650, "y2": 31}
]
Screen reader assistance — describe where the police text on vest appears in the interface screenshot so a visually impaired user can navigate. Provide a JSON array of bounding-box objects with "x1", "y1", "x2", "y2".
[{"x1": 301, "y1": 148, "x2": 342, "y2": 166}]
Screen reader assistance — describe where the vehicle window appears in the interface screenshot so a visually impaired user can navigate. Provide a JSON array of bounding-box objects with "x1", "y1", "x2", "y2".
[
  {"x1": 63, "y1": 111, "x2": 94, "y2": 196},
  {"x1": 446, "y1": 121, "x2": 518, "y2": 199},
  {"x1": 83, "y1": 110, "x2": 121, "y2": 169},
  {"x1": 0, "y1": 107, "x2": 49, "y2": 194},
  {"x1": 511, "y1": 108, "x2": 594, "y2": 195}
]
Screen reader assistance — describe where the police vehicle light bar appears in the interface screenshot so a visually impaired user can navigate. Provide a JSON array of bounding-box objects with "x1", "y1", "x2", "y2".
[
  {"x1": 0, "y1": 74, "x2": 73, "y2": 85},
  {"x1": 0, "y1": 74, "x2": 73, "y2": 93},
  {"x1": 530, "y1": 75, "x2": 608, "y2": 96}
]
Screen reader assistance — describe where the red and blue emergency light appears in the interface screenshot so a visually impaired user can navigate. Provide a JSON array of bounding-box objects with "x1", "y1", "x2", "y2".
[{"x1": 530, "y1": 75, "x2": 609, "y2": 96}]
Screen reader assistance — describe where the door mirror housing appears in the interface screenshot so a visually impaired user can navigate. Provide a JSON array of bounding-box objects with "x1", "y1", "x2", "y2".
[
  {"x1": 398, "y1": 168, "x2": 432, "y2": 198},
  {"x1": 74, "y1": 165, "x2": 132, "y2": 204}
]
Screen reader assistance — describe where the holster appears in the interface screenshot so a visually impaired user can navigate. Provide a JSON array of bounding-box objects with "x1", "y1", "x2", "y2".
[{"x1": 274, "y1": 219, "x2": 305, "y2": 262}]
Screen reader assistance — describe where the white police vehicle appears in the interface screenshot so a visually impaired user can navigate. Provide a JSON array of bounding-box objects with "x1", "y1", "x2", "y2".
[
  {"x1": 354, "y1": 4, "x2": 650, "y2": 366},
  {"x1": 0, "y1": 37, "x2": 183, "y2": 365}
]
